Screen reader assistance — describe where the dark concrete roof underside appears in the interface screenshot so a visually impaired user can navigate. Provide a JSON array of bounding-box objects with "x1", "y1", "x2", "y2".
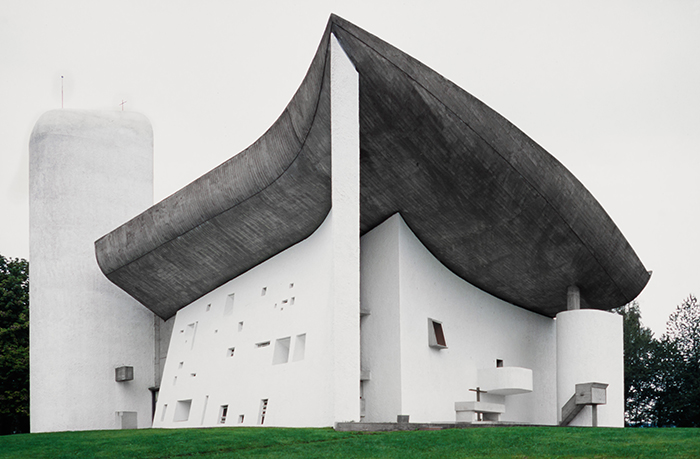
[{"x1": 95, "y1": 15, "x2": 650, "y2": 320}]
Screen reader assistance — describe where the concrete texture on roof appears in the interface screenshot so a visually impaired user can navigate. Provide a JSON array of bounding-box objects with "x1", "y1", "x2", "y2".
[{"x1": 95, "y1": 15, "x2": 649, "y2": 320}]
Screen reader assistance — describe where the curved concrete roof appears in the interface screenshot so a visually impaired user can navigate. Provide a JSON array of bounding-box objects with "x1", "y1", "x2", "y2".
[{"x1": 95, "y1": 15, "x2": 650, "y2": 320}]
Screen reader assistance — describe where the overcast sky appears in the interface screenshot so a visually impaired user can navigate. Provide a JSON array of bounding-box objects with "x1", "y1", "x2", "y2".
[{"x1": 2, "y1": 1, "x2": 698, "y2": 336}]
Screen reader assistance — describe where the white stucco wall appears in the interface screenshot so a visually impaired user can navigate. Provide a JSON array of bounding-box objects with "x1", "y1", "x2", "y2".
[
  {"x1": 154, "y1": 213, "x2": 338, "y2": 428},
  {"x1": 360, "y1": 214, "x2": 559, "y2": 425},
  {"x1": 29, "y1": 110, "x2": 156, "y2": 432},
  {"x1": 556, "y1": 309, "x2": 624, "y2": 427}
]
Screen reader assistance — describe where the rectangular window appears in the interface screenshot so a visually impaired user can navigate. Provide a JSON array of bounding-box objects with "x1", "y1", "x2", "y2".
[
  {"x1": 173, "y1": 399, "x2": 192, "y2": 422},
  {"x1": 238, "y1": 321, "x2": 244, "y2": 332},
  {"x1": 185, "y1": 322, "x2": 198, "y2": 350},
  {"x1": 256, "y1": 341, "x2": 270, "y2": 348},
  {"x1": 292, "y1": 334, "x2": 306, "y2": 362},
  {"x1": 238, "y1": 414, "x2": 244, "y2": 424},
  {"x1": 258, "y1": 399, "x2": 268, "y2": 425},
  {"x1": 496, "y1": 359, "x2": 504, "y2": 368},
  {"x1": 219, "y1": 405, "x2": 229, "y2": 424},
  {"x1": 273, "y1": 337, "x2": 291, "y2": 365},
  {"x1": 227, "y1": 347, "x2": 235, "y2": 357},
  {"x1": 160, "y1": 404, "x2": 168, "y2": 422},
  {"x1": 224, "y1": 294, "x2": 235, "y2": 316},
  {"x1": 428, "y1": 318, "x2": 447, "y2": 349},
  {"x1": 206, "y1": 303, "x2": 211, "y2": 312},
  {"x1": 261, "y1": 287, "x2": 267, "y2": 296}
]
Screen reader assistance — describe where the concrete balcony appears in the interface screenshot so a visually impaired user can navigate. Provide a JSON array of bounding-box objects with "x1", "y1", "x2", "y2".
[{"x1": 477, "y1": 367, "x2": 533, "y2": 396}]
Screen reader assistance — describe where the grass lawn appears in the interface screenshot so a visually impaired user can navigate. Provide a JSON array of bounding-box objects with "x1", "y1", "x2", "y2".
[{"x1": 0, "y1": 426, "x2": 698, "y2": 459}]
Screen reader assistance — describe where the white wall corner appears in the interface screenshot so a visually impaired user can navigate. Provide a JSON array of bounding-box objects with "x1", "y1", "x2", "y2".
[{"x1": 330, "y1": 33, "x2": 361, "y2": 423}]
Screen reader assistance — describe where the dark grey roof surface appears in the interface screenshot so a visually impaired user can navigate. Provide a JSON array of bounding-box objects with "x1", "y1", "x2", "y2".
[{"x1": 95, "y1": 15, "x2": 650, "y2": 320}]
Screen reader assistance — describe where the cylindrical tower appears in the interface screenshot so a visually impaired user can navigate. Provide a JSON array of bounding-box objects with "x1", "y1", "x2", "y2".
[
  {"x1": 556, "y1": 309, "x2": 624, "y2": 427},
  {"x1": 29, "y1": 110, "x2": 155, "y2": 432}
]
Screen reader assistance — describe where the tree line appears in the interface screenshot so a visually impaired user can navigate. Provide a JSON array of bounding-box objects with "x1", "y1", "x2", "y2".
[{"x1": 616, "y1": 295, "x2": 700, "y2": 427}]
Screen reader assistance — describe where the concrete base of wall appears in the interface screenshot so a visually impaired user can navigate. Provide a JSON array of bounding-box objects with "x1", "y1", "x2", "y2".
[{"x1": 334, "y1": 421, "x2": 550, "y2": 432}]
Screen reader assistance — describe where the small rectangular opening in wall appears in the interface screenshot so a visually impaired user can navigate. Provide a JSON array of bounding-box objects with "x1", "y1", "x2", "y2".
[
  {"x1": 178, "y1": 361, "x2": 184, "y2": 369},
  {"x1": 289, "y1": 283, "x2": 294, "y2": 289},
  {"x1": 190, "y1": 373, "x2": 196, "y2": 377},
  {"x1": 261, "y1": 287, "x2": 267, "y2": 296},
  {"x1": 227, "y1": 347, "x2": 235, "y2": 357},
  {"x1": 428, "y1": 318, "x2": 447, "y2": 349},
  {"x1": 273, "y1": 337, "x2": 291, "y2": 365},
  {"x1": 206, "y1": 303, "x2": 211, "y2": 312},
  {"x1": 219, "y1": 405, "x2": 228, "y2": 424},
  {"x1": 173, "y1": 399, "x2": 192, "y2": 422},
  {"x1": 238, "y1": 321, "x2": 244, "y2": 332},
  {"x1": 290, "y1": 297, "x2": 295, "y2": 305},
  {"x1": 496, "y1": 359, "x2": 504, "y2": 368},
  {"x1": 224, "y1": 294, "x2": 235, "y2": 316},
  {"x1": 160, "y1": 404, "x2": 168, "y2": 422},
  {"x1": 173, "y1": 376, "x2": 177, "y2": 386},
  {"x1": 258, "y1": 399, "x2": 268, "y2": 425},
  {"x1": 292, "y1": 334, "x2": 306, "y2": 362},
  {"x1": 185, "y1": 322, "x2": 198, "y2": 350},
  {"x1": 256, "y1": 341, "x2": 270, "y2": 348},
  {"x1": 238, "y1": 414, "x2": 244, "y2": 424}
]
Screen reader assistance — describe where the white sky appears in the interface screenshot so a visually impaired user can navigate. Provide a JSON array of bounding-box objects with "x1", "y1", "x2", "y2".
[{"x1": 2, "y1": 0, "x2": 698, "y2": 336}]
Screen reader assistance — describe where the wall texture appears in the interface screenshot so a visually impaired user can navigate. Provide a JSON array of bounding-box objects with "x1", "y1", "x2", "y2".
[{"x1": 29, "y1": 110, "x2": 156, "y2": 432}]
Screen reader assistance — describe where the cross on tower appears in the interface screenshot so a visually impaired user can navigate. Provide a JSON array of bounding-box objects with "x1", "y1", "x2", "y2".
[
  {"x1": 119, "y1": 100, "x2": 127, "y2": 111},
  {"x1": 469, "y1": 386, "x2": 488, "y2": 402}
]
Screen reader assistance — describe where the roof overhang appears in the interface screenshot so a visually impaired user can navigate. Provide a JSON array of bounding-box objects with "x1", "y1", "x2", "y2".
[{"x1": 95, "y1": 15, "x2": 650, "y2": 320}]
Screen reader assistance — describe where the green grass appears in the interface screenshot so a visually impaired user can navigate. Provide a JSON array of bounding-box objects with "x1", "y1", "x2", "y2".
[{"x1": 0, "y1": 426, "x2": 698, "y2": 459}]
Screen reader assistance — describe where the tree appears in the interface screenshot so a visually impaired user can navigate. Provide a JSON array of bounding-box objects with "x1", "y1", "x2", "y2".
[
  {"x1": 655, "y1": 295, "x2": 700, "y2": 427},
  {"x1": 615, "y1": 302, "x2": 661, "y2": 426},
  {"x1": 0, "y1": 255, "x2": 29, "y2": 435}
]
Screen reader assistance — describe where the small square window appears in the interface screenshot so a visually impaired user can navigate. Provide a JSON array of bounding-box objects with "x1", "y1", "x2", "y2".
[
  {"x1": 273, "y1": 337, "x2": 291, "y2": 365},
  {"x1": 173, "y1": 399, "x2": 192, "y2": 422},
  {"x1": 428, "y1": 318, "x2": 447, "y2": 349},
  {"x1": 496, "y1": 359, "x2": 504, "y2": 368},
  {"x1": 289, "y1": 283, "x2": 294, "y2": 289}
]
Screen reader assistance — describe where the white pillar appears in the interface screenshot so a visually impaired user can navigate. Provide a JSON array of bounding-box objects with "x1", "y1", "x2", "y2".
[
  {"x1": 556, "y1": 309, "x2": 624, "y2": 427},
  {"x1": 29, "y1": 110, "x2": 155, "y2": 432},
  {"x1": 330, "y1": 34, "x2": 361, "y2": 423}
]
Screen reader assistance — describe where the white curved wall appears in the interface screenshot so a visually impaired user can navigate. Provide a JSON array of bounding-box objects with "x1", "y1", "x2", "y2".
[
  {"x1": 556, "y1": 309, "x2": 624, "y2": 427},
  {"x1": 153, "y1": 212, "x2": 341, "y2": 428},
  {"x1": 29, "y1": 110, "x2": 155, "y2": 432},
  {"x1": 361, "y1": 214, "x2": 558, "y2": 425}
]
